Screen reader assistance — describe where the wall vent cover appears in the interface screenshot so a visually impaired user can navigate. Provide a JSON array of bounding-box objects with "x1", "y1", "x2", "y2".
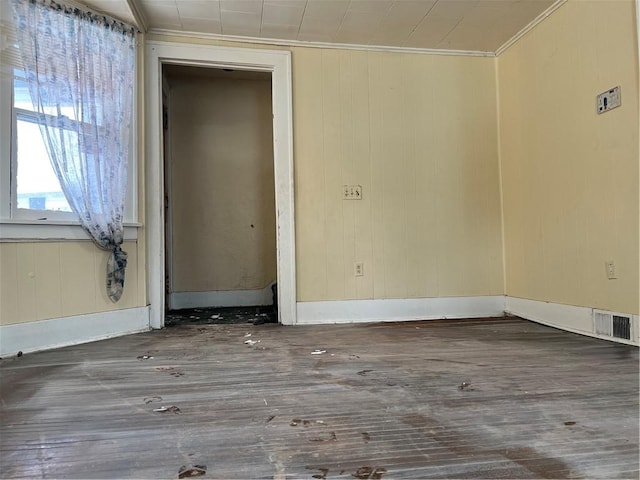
[{"x1": 593, "y1": 310, "x2": 632, "y2": 340}]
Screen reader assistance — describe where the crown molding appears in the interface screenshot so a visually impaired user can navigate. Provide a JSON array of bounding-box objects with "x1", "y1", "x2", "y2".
[
  {"x1": 495, "y1": 0, "x2": 567, "y2": 56},
  {"x1": 146, "y1": 29, "x2": 496, "y2": 58}
]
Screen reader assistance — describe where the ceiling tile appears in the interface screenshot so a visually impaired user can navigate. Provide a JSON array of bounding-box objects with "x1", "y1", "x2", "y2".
[
  {"x1": 428, "y1": 0, "x2": 479, "y2": 20},
  {"x1": 437, "y1": 23, "x2": 489, "y2": 51},
  {"x1": 340, "y1": 10, "x2": 386, "y2": 29},
  {"x1": 303, "y1": 0, "x2": 350, "y2": 22},
  {"x1": 141, "y1": 3, "x2": 182, "y2": 25},
  {"x1": 407, "y1": 14, "x2": 460, "y2": 49},
  {"x1": 260, "y1": 22, "x2": 300, "y2": 39},
  {"x1": 176, "y1": 0, "x2": 221, "y2": 20},
  {"x1": 262, "y1": 3, "x2": 306, "y2": 25},
  {"x1": 220, "y1": 0, "x2": 263, "y2": 14},
  {"x1": 180, "y1": 17, "x2": 223, "y2": 33},
  {"x1": 264, "y1": 0, "x2": 307, "y2": 8},
  {"x1": 347, "y1": 0, "x2": 392, "y2": 14},
  {"x1": 385, "y1": 0, "x2": 436, "y2": 21},
  {"x1": 221, "y1": 10, "x2": 261, "y2": 27}
]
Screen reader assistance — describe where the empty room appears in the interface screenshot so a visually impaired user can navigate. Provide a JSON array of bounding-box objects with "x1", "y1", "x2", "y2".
[{"x1": 0, "y1": 0, "x2": 638, "y2": 478}]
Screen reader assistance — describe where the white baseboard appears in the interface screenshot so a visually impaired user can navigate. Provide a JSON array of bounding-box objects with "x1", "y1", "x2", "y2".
[
  {"x1": 0, "y1": 306, "x2": 150, "y2": 356},
  {"x1": 168, "y1": 283, "x2": 275, "y2": 310},
  {"x1": 505, "y1": 296, "x2": 639, "y2": 346},
  {"x1": 296, "y1": 296, "x2": 505, "y2": 325}
]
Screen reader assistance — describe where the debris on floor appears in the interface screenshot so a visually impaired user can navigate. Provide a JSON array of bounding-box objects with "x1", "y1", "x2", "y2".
[
  {"x1": 16, "y1": 351, "x2": 23, "y2": 357},
  {"x1": 153, "y1": 405, "x2": 181, "y2": 414},
  {"x1": 564, "y1": 421, "x2": 577, "y2": 426},
  {"x1": 309, "y1": 431, "x2": 337, "y2": 442},
  {"x1": 358, "y1": 369, "x2": 373, "y2": 376},
  {"x1": 178, "y1": 464, "x2": 207, "y2": 478},
  {"x1": 166, "y1": 306, "x2": 275, "y2": 326},
  {"x1": 305, "y1": 466, "x2": 329, "y2": 480},
  {"x1": 458, "y1": 381, "x2": 471, "y2": 390},
  {"x1": 311, "y1": 349, "x2": 327, "y2": 355},
  {"x1": 244, "y1": 339, "x2": 259, "y2": 346},
  {"x1": 290, "y1": 418, "x2": 326, "y2": 427},
  {"x1": 266, "y1": 415, "x2": 276, "y2": 423},
  {"x1": 137, "y1": 355, "x2": 154, "y2": 360},
  {"x1": 353, "y1": 466, "x2": 387, "y2": 479},
  {"x1": 144, "y1": 396, "x2": 162, "y2": 404}
]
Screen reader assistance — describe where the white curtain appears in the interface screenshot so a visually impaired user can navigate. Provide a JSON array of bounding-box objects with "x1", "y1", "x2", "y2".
[{"x1": 11, "y1": 0, "x2": 135, "y2": 302}]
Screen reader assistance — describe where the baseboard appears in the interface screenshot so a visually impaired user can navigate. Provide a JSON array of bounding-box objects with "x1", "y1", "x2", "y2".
[
  {"x1": 296, "y1": 296, "x2": 505, "y2": 325},
  {"x1": 168, "y1": 283, "x2": 275, "y2": 310},
  {"x1": 0, "y1": 306, "x2": 150, "y2": 356},
  {"x1": 505, "y1": 296, "x2": 639, "y2": 346}
]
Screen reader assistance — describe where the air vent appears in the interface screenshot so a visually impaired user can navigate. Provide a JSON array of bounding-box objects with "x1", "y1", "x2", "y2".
[
  {"x1": 594, "y1": 311, "x2": 613, "y2": 336},
  {"x1": 593, "y1": 310, "x2": 632, "y2": 341},
  {"x1": 612, "y1": 315, "x2": 631, "y2": 340}
]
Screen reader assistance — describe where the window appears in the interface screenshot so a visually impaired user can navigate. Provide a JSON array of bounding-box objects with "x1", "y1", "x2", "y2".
[
  {"x1": 13, "y1": 69, "x2": 73, "y2": 218},
  {"x1": 0, "y1": 0, "x2": 137, "y2": 238}
]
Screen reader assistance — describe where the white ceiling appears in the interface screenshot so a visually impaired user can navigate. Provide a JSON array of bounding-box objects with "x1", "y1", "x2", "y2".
[{"x1": 86, "y1": 0, "x2": 558, "y2": 53}]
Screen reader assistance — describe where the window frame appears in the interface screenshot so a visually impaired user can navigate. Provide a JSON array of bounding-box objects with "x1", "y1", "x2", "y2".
[{"x1": 0, "y1": 60, "x2": 139, "y2": 240}]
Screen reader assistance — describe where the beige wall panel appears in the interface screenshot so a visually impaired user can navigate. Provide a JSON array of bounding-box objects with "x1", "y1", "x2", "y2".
[
  {"x1": 321, "y1": 50, "x2": 347, "y2": 301},
  {"x1": 60, "y1": 242, "x2": 99, "y2": 316},
  {"x1": 292, "y1": 46, "x2": 503, "y2": 302},
  {"x1": 0, "y1": 244, "x2": 19, "y2": 324},
  {"x1": 349, "y1": 52, "x2": 374, "y2": 300},
  {"x1": 499, "y1": 0, "x2": 639, "y2": 314},
  {"x1": 337, "y1": 51, "x2": 357, "y2": 301},
  {"x1": 0, "y1": 240, "x2": 143, "y2": 325},
  {"x1": 292, "y1": 48, "x2": 328, "y2": 301},
  {"x1": 15, "y1": 244, "x2": 37, "y2": 322},
  {"x1": 169, "y1": 75, "x2": 276, "y2": 293},
  {"x1": 34, "y1": 243, "x2": 63, "y2": 320}
]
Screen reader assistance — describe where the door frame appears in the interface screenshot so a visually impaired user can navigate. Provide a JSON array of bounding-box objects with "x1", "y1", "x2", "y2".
[{"x1": 145, "y1": 41, "x2": 296, "y2": 327}]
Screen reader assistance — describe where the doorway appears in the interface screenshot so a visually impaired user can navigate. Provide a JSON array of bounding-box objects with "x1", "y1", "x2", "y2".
[
  {"x1": 162, "y1": 65, "x2": 277, "y2": 324},
  {"x1": 145, "y1": 42, "x2": 296, "y2": 328}
]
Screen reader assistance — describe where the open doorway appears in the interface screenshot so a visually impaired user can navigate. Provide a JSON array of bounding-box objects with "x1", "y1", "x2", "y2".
[
  {"x1": 145, "y1": 42, "x2": 296, "y2": 329},
  {"x1": 162, "y1": 65, "x2": 277, "y2": 325}
]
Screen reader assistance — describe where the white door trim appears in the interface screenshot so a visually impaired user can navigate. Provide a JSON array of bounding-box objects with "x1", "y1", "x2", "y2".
[{"x1": 145, "y1": 41, "x2": 296, "y2": 327}]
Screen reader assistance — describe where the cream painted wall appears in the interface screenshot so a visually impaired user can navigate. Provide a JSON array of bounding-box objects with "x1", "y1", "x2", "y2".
[
  {"x1": 293, "y1": 48, "x2": 504, "y2": 301},
  {"x1": 168, "y1": 74, "x2": 277, "y2": 292},
  {"x1": 148, "y1": 34, "x2": 505, "y2": 302},
  {"x1": 0, "y1": 240, "x2": 143, "y2": 325},
  {"x1": 498, "y1": 0, "x2": 639, "y2": 315}
]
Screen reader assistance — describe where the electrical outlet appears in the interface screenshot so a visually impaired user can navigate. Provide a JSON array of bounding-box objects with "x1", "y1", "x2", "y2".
[
  {"x1": 343, "y1": 185, "x2": 363, "y2": 200},
  {"x1": 605, "y1": 261, "x2": 616, "y2": 279},
  {"x1": 354, "y1": 262, "x2": 364, "y2": 276}
]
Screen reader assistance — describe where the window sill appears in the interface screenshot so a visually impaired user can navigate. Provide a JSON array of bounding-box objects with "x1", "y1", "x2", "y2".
[{"x1": 0, "y1": 220, "x2": 141, "y2": 242}]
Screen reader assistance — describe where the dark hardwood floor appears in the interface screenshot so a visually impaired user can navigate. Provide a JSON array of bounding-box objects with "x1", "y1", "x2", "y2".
[{"x1": 1, "y1": 317, "x2": 638, "y2": 479}]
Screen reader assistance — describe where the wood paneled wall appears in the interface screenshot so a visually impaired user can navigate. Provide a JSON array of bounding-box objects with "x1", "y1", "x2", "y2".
[
  {"x1": 292, "y1": 48, "x2": 504, "y2": 301},
  {"x1": 498, "y1": 0, "x2": 639, "y2": 315},
  {"x1": 0, "y1": 241, "x2": 142, "y2": 325}
]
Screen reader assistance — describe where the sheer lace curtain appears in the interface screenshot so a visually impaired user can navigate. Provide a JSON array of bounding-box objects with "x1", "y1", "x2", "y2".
[{"x1": 11, "y1": 0, "x2": 135, "y2": 302}]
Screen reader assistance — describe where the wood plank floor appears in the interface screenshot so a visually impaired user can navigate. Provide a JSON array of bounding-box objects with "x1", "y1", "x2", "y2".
[{"x1": 1, "y1": 318, "x2": 638, "y2": 479}]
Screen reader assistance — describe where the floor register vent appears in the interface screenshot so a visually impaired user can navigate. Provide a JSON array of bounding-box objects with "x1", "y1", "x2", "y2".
[{"x1": 593, "y1": 310, "x2": 632, "y2": 340}]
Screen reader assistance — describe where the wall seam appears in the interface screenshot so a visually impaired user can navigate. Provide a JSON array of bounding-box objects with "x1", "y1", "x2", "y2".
[{"x1": 494, "y1": 56, "x2": 507, "y2": 299}]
